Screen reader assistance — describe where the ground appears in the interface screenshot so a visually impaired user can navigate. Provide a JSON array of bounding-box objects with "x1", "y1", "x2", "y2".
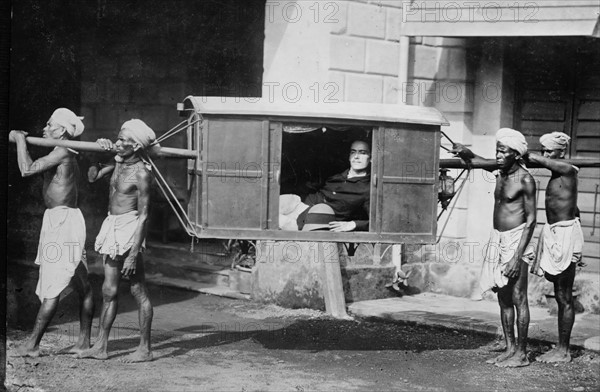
[{"x1": 6, "y1": 279, "x2": 600, "y2": 392}]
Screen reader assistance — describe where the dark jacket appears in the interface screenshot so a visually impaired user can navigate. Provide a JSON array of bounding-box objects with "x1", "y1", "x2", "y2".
[{"x1": 303, "y1": 169, "x2": 370, "y2": 231}]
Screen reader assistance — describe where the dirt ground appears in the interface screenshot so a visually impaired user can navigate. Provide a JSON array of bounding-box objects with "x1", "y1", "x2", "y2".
[{"x1": 5, "y1": 278, "x2": 600, "y2": 392}]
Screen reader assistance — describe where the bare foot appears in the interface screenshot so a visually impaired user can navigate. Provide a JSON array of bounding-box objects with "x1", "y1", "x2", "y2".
[
  {"x1": 488, "y1": 341, "x2": 507, "y2": 353},
  {"x1": 66, "y1": 344, "x2": 91, "y2": 356},
  {"x1": 76, "y1": 346, "x2": 108, "y2": 360},
  {"x1": 495, "y1": 353, "x2": 530, "y2": 368},
  {"x1": 12, "y1": 344, "x2": 40, "y2": 358},
  {"x1": 485, "y1": 349, "x2": 514, "y2": 364},
  {"x1": 537, "y1": 348, "x2": 571, "y2": 363},
  {"x1": 119, "y1": 348, "x2": 153, "y2": 363}
]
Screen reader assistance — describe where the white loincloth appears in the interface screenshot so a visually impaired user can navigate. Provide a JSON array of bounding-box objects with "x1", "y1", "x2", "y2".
[
  {"x1": 34, "y1": 207, "x2": 86, "y2": 301},
  {"x1": 479, "y1": 223, "x2": 535, "y2": 295},
  {"x1": 95, "y1": 211, "x2": 145, "y2": 260},
  {"x1": 531, "y1": 218, "x2": 583, "y2": 276},
  {"x1": 279, "y1": 194, "x2": 309, "y2": 231}
]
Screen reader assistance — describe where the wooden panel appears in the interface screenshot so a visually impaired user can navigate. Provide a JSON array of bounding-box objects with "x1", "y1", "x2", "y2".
[
  {"x1": 381, "y1": 183, "x2": 436, "y2": 234},
  {"x1": 205, "y1": 177, "x2": 262, "y2": 229},
  {"x1": 374, "y1": 126, "x2": 439, "y2": 239},
  {"x1": 520, "y1": 101, "x2": 566, "y2": 121},
  {"x1": 576, "y1": 121, "x2": 600, "y2": 137},
  {"x1": 575, "y1": 137, "x2": 600, "y2": 153},
  {"x1": 201, "y1": 117, "x2": 274, "y2": 231},
  {"x1": 578, "y1": 101, "x2": 600, "y2": 120}
]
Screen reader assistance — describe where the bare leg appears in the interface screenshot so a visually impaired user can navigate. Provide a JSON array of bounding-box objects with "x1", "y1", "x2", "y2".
[
  {"x1": 538, "y1": 262, "x2": 575, "y2": 363},
  {"x1": 121, "y1": 254, "x2": 153, "y2": 363},
  {"x1": 497, "y1": 262, "x2": 530, "y2": 368},
  {"x1": 486, "y1": 286, "x2": 516, "y2": 364},
  {"x1": 68, "y1": 263, "x2": 95, "y2": 355},
  {"x1": 78, "y1": 258, "x2": 120, "y2": 360},
  {"x1": 14, "y1": 297, "x2": 59, "y2": 357}
]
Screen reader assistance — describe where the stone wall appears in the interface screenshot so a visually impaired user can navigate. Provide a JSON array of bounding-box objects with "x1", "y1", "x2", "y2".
[{"x1": 327, "y1": 0, "x2": 405, "y2": 104}]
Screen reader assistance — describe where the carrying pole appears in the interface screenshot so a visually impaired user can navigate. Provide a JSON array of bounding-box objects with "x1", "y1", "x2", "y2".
[
  {"x1": 8, "y1": 136, "x2": 197, "y2": 160},
  {"x1": 440, "y1": 158, "x2": 600, "y2": 169}
]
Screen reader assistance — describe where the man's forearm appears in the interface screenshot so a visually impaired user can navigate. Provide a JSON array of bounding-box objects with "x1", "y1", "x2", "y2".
[
  {"x1": 15, "y1": 139, "x2": 35, "y2": 176},
  {"x1": 528, "y1": 153, "x2": 576, "y2": 175}
]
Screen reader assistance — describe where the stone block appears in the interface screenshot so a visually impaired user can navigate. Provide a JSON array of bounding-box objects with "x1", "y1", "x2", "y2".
[
  {"x1": 130, "y1": 82, "x2": 159, "y2": 105},
  {"x1": 410, "y1": 45, "x2": 442, "y2": 79},
  {"x1": 81, "y1": 81, "x2": 103, "y2": 105},
  {"x1": 435, "y1": 81, "x2": 474, "y2": 113},
  {"x1": 385, "y1": 7, "x2": 403, "y2": 41},
  {"x1": 95, "y1": 106, "x2": 120, "y2": 131},
  {"x1": 339, "y1": 242, "x2": 394, "y2": 267},
  {"x1": 341, "y1": 265, "x2": 397, "y2": 302},
  {"x1": 326, "y1": 71, "x2": 346, "y2": 103},
  {"x1": 345, "y1": 73, "x2": 383, "y2": 103},
  {"x1": 446, "y1": 48, "x2": 467, "y2": 80},
  {"x1": 118, "y1": 106, "x2": 143, "y2": 125},
  {"x1": 366, "y1": 40, "x2": 400, "y2": 76},
  {"x1": 403, "y1": 78, "x2": 435, "y2": 106},
  {"x1": 330, "y1": 35, "x2": 366, "y2": 72},
  {"x1": 348, "y1": 2, "x2": 386, "y2": 39},
  {"x1": 383, "y1": 76, "x2": 399, "y2": 104},
  {"x1": 252, "y1": 241, "x2": 328, "y2": 309},
  {"x1": 329, "y1": 0, "x2": 348, "y2": 34},
  {"x1": 140, "y1": 105, "x2": 170, "y2": 131},
  {"x1": 80, "y1": 106, "x2": 95, "y2": 130},
  {"x1": 105, "y1": 81, "x2": 131, "y2": 104},
  {"x1": 402, "y1": 262, "x2": 480, "y2": 298}
]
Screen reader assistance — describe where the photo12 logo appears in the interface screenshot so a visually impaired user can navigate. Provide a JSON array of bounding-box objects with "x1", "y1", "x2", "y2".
[
  {"x1": 403, "y1": 1, "x2": 540, "y2": 23},
  {"x1": 265, "y1": 1, "x2": 340, "y2": 24}
]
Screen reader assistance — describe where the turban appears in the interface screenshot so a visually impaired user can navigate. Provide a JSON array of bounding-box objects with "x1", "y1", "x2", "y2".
[
  {"x1": 540, "y1": 132, "x2": 570, "y2": 150},
  {"x1": 51, "y1": 108, "x2": 84, "y2": 138},
  {"x1": 496, "y1": 128, "x2": 528, "y2": 156},
  {"x1": 121, "y1": 119, "x2": 156, "y2": 149}
]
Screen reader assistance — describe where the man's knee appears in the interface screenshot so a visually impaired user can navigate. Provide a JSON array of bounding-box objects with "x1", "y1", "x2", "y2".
[
  {"x1": 512, "y1": 288, "x2": 528, "y2": 305},
  {"x1": 555, "y1": 291, "x2": 573, "y2": 307},
  {"x1": 130, "y1": 282, "x2": 149, "y2": 300},
  {"x1": 102, "y1": 283, "x2": 118, "y2": 300}
]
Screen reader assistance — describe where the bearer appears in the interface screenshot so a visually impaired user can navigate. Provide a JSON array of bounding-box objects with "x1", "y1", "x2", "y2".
[
  {"x1": 78, "y1": 119, "x2": 155, "y2": 363},
  {"x1": 10, "y1": 108, "x2": 94, "y2": 357}
]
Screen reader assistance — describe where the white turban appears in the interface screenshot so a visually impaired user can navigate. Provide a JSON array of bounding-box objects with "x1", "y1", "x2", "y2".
[
  {"x1": 121, "y1": 119, "x2": 156, "y2": 149},
  {"x1": 540, "y1": 132, "x2": 570, "y2": 150},
  {"x1": 496, "y1": 128, "x2": 528, "y2": 156},
  {"x1": 51, "y1": 108, "x2": 84, "y2": 138}
]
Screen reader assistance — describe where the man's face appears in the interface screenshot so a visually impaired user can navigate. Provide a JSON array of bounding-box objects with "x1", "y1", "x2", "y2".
[
  {"x1": 541, "y1": 147, "x2": 565, "y2": 159},
  {"x1": 115, "y1": 129, "x2": 140, "y2": 158},
  {"x1": 349, "y1": 141, "x2": 371, "y2": 172},
  {"x1": 496, "y1": 141, "x2": 519, "y2": 170},
  {"x1": 43, "y1": 118, "x2": 66, "y2": 139}
]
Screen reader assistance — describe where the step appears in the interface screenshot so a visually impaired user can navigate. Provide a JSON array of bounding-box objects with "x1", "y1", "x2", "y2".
[
  {"x1": 145, "y1": 273, "x2": 250, "y2": 300},
  {"x1": 145, "y1": 241, "x2": 234, "y2": 267},
  {"x1": 85, "y1": 245, "x2": 238, "y2": 296}
]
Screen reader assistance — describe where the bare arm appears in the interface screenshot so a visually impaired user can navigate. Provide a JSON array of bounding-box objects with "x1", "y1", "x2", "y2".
[
  {"x1": 10, "y1": 131, "x2": 65, "y2": 176},
  {"x1": 451, "y1": 143, "x2": 497, "y2": 172},
  {"x1": 526, "y1": 153, "x2": 577, "y2": 176},
  {"x1": 121, "y1": 167, "x2": 152, "y2": 276},
  {"x1": 504, "y1": 174, "x2": 537, "y2": 280},
  {"x1": 88, "y1": 138, "x2": 117, "y2": 182},
  {"x1": 88, "y1": 163, "x2": 115, "y2": 183}
]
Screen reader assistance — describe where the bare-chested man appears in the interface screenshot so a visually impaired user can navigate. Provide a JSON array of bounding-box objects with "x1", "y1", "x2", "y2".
[
  {"x1": 453, "y1": 128, "x2": 537, "y2": 368},
  {"x1": 10, "y1": 108, "x2": 94, "y2": 357},
  {"x1": 528, "y1": 132, "x2": 583, "y2": 363},
  {"x1": 78, "y1": 119, "x2": 155, "y2": 363}
]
